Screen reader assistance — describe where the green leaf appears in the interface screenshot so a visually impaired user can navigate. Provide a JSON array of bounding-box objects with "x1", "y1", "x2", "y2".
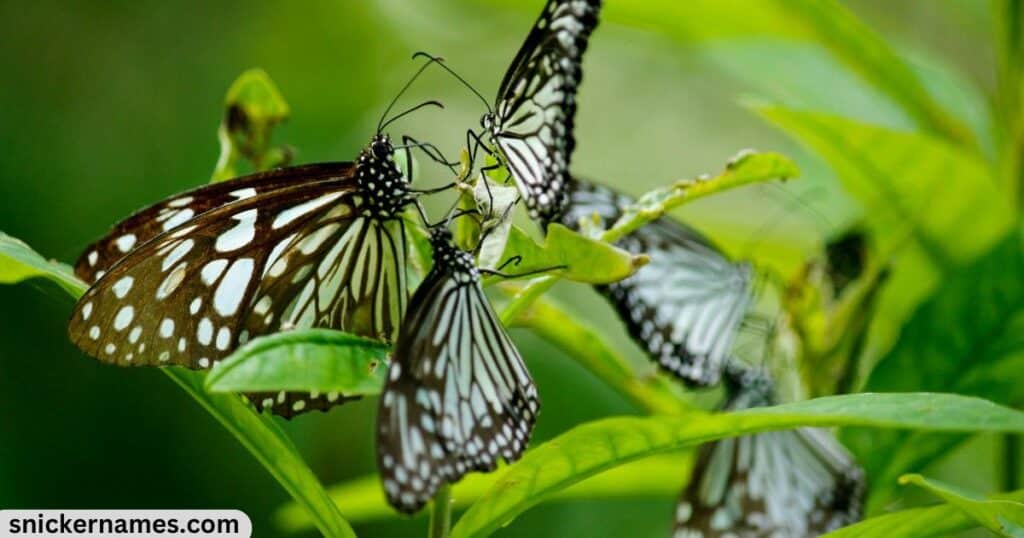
[
  {"x1": 846, "y1": 228, "x2": 1024, "y2": 512},
  {"x1": 507, "y1": 290, "x2": 689, "y2": 416},
  {"x1": 450, "y1": 393, "x2": 1024, "y2": 538},
  {"x1": 0, "y1": 232, "x2": 86, "y2": 296},
  {"x1": 757, "y1": 107, "x2": 1015, "y2": 375},
  {"x1": 823, "y1": 488, "x2": 1024, "y2": 538},
  {"x1": 493, "y1": 223, "x2": 646, "y2": 284},
  {"x1": 205, "y1": 329, "x2": 389, "y2": 394},
  {"x1": 212, "y1": 68, "x2": 292, "y2": 182},
  {"x1": 1, "y1": 235, "x2": 354, "y2": 538},
  {"x1": 275, "y1": 454, "x2": 689, "y2": 531},
  {"x1": 602, "y1": 150, "x2": 799, "y2": 243},
  {"x1": 167, "y1": 369, "x2": 356, "y2": 538},
  {"x1": 898, "y1": 474, "x2": 1024, "y2": 537},
  {"x1": 599, "y1": 0, "x2": 974, "y2": 145},
  {"x1": 756, "y1": 107, "x2": 1012, "y2": 267}
]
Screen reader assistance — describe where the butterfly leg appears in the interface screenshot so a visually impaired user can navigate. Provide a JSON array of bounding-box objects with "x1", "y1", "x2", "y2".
[
  {"x1": 398, "y1": 135, "x2": 460, "y2": 175},
  {"x1": 479, "y1": 265, "x2": 566, "y2": 279}
]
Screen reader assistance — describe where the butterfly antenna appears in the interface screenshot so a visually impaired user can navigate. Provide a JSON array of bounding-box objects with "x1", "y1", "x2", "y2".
[
  {"x1": 412, "y1": 51, "x2": 492, "y2": 114},
  {"x1": 379, "y1": 100, "x2": 445, "y2": 133},
  {"x1": 377, "y1": 54, "x2": 447, "y2": 133},
  {"x1": 739, "y1": 185, "x2": 828, "y2": 259}
]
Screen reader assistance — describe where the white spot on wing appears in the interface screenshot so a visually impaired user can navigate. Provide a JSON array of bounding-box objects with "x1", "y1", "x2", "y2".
[
  {"x1": 115, "y1": 234, "x2": 137, "y2": 252},
  {"x1": 113, "y1": 306, "x2": 134, "y2": 331},
  {"x1": 201, "y1": 259, "x2": 229, "y2": 286},
  {"x1": 230, "y1": 188, "x2": 256, "y2": 200},
  {"x1": 162, "y1": 239, "x2": 194, "y2": 271},
  {"x1": 272, "y1": 193, "x2": 343, "y2": 229},
  {"x1": 112, "y1": 276, "x2": 134, "y2": 298},
  {"x1": 215, "y1": 209, "x2": 258, "y2": 252},
  {"x1": 162, "y1": 208, "x2": 195, "y2": 231},
  {"x1": 214, "y1": 258, "x2": 254, "y2": 316},
  {"x1": 159, "y1": 318, "x2": 175, "y2": 338}
]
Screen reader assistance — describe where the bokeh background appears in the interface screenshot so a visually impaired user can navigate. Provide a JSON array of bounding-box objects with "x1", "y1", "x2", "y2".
[{"x1": 0, "y1": 1, "x2": 1000, "y2": 536}]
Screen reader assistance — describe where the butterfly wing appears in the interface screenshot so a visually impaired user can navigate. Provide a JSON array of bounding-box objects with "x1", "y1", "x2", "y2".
[
  {"x1": 674, "y1": 368, "x2": 865, "y2": 537},
  {"x1": 561, "y1": 178, "x2": 752, "y2": 386},
  {"x1": 674, "y1": 430, "x2": 865, "y2": 538},
  {"x1": 491, "y1": 0, "x2": 602, "y2": 220},
  {"x1": 69, "y1": 171, "x2": 411, "y2": 417},
  {"x1": 74, "y1": 163, "x2": 354, "y2": 283},
  {"x1": 377, "y1": 246, "x2": 539, "y2": 513}
]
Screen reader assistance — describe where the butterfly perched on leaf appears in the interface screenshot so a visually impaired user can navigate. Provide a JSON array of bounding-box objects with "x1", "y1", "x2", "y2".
[
  {"x1": 674, "y1": 365, "x2": 865, "y2": 538},
  {"x1": 68, "y1": 134, "x2": 418, "y2": 418},
  {"x1": 377, "y1": 225, "x2": 539, "y2": 513},
  {"x1": 555, "y1": 177, "x2": 753, "y2": 386},
  {"x1": 478, "y1": 0, "x2": 602, "y2": 221}
]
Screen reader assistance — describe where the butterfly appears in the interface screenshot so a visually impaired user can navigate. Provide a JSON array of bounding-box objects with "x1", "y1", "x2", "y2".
[
  {"x1": 674, "y1": 365, "x2": 865, "y2": 538},
  {"x1": 555, "y1": 177, "x2": 753, "y2": 386},
  {"x1": 68, "y1": 133, "x2": 417, "y2": 418},
  {"x1": 376, "y1": 225, "x2": 539, "y2": 514},
  {"x1": 476, "y1": 0, "x2": 602, "y2": 221}
]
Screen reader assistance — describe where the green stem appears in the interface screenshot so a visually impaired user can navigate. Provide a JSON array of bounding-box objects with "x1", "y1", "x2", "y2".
[
  {"x1": 1006, "y1": 435, "x2": 1021, "y2": 491},
  {"x1": 513, "y1": 293, "x2": 689, "y2": 415},
  {"x1": 993, "y1": 0, "x2": 1024, "y2": 208},
  {"x1": 499, "y1": 275, "x2": 557, "y2": 325},
  {"x1": 428, "y1": 484, "x2": 452, "y2": 538}
]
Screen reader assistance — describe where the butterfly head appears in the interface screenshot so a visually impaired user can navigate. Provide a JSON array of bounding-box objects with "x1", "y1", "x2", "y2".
[
  {"x1": 428, "y1": 226, "x2": 478, "y2": 280},
  {"x1": 480, "y1": 112, "x2": 498, "y2": 135},
  {"x1": 357, "y1": 134, "x2": 412, "y2": 218}
]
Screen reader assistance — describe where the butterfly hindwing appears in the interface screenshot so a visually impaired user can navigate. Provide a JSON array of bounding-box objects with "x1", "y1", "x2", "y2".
[
  {"x1": 489, "y1": 0, "x2": 602, "y2": 220},
  {"x1": 74, "y1": 163, "x2": 355, "y2": 284},
  {"x1": 559, "y1": 178, "x2": 752, "y2": 386},
  {"x1": 377, "y1": 229, "x2": 539, "y2": 513},
  {"x1": 674, "y1": 367, "x2": 865, "y2": 537}
]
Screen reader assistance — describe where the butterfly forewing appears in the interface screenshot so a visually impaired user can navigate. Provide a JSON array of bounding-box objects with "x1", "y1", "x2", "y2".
[
  {"x1": 674, "y1": 367, "x2": 865, "y2": 537},
  {"x1": 74, "y1": 163, "x2": 355, "y2": 284},
  {"x1": 377, "y1": 230, "x2": 539, "y2": 514},
  {"x1": 70, "y1": 152, "x2": 417, "y2": 418},
  {"x1": 559, "y1": 178, "x2": 752, "y2": 386},
  {"x1": 490, "y1": 0, "x2": 602, "y2": 220}
]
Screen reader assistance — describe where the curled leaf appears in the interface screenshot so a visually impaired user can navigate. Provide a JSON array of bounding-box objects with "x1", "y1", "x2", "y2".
[{"x1": 491, "y1": 223, "x2": 646, "y2": 284}]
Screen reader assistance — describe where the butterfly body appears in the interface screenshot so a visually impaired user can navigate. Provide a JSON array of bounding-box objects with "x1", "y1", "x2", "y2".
[
  {"x1": 377, "y1": 227, "x2": 539, "y2": 513},
  {"x1": 68, "y1": 134, "x2": 414, "y2": 417},
  {"x1": 484, "y1": 0, "x2": 602, "y2": 221},
  {"x1": 557, "y1": 178, "x2": 752, "y2": 386},
  {"x1": 674, "y1": 366, "x2": 865, "y2": 537}
]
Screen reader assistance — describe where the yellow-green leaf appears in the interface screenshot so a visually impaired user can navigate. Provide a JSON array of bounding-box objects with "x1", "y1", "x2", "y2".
[
  {"x1": 205, "y1": 329, "x2": 389, "y2": 394},
  {"x1": 451, "y1": 393, "x2": 1024, "y2": 538},
  {"x1": 274, "y1": 454, "x2": 689, "y2": 531},
  {"x1": 494, "y1": 223, "x2": 646, "y2": 284},
  {"x1": 898, "y1": 474, "x2": 1024, "y2": 537},
  {"x1": 0, "y1": 232, "x2": 84, "y2": 296}
]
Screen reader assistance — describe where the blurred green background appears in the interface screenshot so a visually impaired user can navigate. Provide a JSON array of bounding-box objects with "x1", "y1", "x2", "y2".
[{"x1": 0, "y1": 1, "x2": 1000, "y2": 536}]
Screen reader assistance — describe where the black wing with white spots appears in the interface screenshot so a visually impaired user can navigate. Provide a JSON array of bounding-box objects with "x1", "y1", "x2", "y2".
[
  {"x1": 69, "y1": 135, "x2": 415, "y2": 418},
  {"x1": 484, "y1": 0, "x2": 602, "y2": 221},
  {"x1": 74, "y1": 163, "x2": 354, "y2": 284},
  {"x1": 376, "y1": 227, "x2": 539, "y2": 513},
  {"x1": 674, "y1": 366, "x2": 865, "y2": 538},
  {"x1": 558, "y1": 178, "x2": 752, "y2": 386}
]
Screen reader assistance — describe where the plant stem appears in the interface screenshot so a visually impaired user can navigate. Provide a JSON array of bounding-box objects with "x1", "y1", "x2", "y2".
[
  {"x1": 1007, "y1": 435, "x2": 1021, "y2": 491},
  {"x1": 994, "y1": 0, "x2": 1024, "y2": 208},
  {"x1": 499, "y1": 275, "x2": 557, "y2": 325},
  {"x1": 429, "y1": 484, "x2": 452, "y2": 538}
]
